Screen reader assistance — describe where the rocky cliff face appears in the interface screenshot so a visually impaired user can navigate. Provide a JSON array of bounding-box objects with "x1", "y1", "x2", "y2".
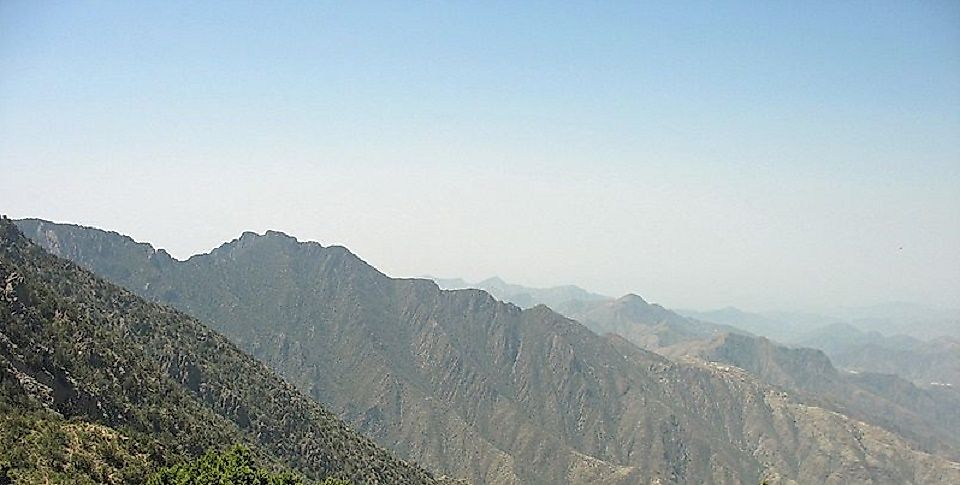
[
  {"x1": 560, "y1": 290, "x2": 960, "y2": 463},
  {"x1": 15, "y1": 218, "x2": 960, "y2": 484},
  {"x1": 678, "y1": 332, "x2": 960, "y2": 462}
]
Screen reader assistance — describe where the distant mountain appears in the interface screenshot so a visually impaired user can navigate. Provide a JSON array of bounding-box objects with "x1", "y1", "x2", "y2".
[
  {"x1": 429, "y1": 276, "x2": 608, "y2": 310},
  {"x1": 682, "y1": 304, "x2": 960, "y2": 344},
  {"x1": 677, "y1": 307, "x2": 842, "y2": 343},
  {"x1": 17, "y1": 218, "x2": 960, "y2": 484},
  {"x1": 430, "y1": 278, "x2": 743, "y2": 352},
  {"x1": 679, "y1": 332, "x2": 960, "y2": 460},
  {"x1": 685, "y1": 303, "x2": 959, "y2": 388},
  {"x1": 582, "y1": 298, "x2": 960, "y2": 459},
  {"x1": 795, "y1": 322, "x2": 925, "y2": 356},
  {"x1": 0, "y1": 217, "x2": 443, "y2": 484},
  {"x1": 428, "y1": 276, "x2": 472, "y2": 290},
  {"x1": 826, "y1": 302, "x2": 960, "y2": 340},
  {"x1": 795, "y1": 323, "x2": 960, "y2": 387},
  {"x1": 830, "y1": 301, "x2": 960, "y2": 323},
  {"x1": 559, "y1": 294, "x2": 748, "y2": 351}
]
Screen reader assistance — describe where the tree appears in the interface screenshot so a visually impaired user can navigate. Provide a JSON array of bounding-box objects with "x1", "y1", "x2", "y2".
[{"x1": 145, "y1": 445, "x2": 303, "y2": 485}]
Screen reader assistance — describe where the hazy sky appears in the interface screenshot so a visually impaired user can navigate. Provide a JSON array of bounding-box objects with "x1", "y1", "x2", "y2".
[{"x1": 2, "y1": 1, "x2": 959, "y2": 311}]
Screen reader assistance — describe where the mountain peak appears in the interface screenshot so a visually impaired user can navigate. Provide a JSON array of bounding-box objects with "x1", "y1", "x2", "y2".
[
  {"x1": 264, "y1": 229, "x2": 297, "y2": 240},
  {"x1": 213, "y1": 230, "x2": 313, "y2": 258},
  {"x1": 236, "y1": 229, "x2": 300, "y2": 242},
  {"x1": 480, "y1": 276, "x2": 507, "y2": 286},
  {"x1": 617, "y1": 293, "x2": 648, "y2": 305},
  {"x1": 0, "y1": 215, "x2": 24, "y2": 245}
]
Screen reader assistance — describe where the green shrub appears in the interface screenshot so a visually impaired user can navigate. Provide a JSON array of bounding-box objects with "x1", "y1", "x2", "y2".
[{"x1": 145, "y1": 445, "x2": 302, "y2": 485}]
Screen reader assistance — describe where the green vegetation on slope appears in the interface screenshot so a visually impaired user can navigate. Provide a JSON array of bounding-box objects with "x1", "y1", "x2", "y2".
[
  {"x1": 0, "y1": 395, "x2": 156, "y2": 484},
  {"x1": 0, "y1": 216, "x2": 440, "y2": 484},
  {"x1": 146, "y1": 445, "x2": 304, "y2": 485}
]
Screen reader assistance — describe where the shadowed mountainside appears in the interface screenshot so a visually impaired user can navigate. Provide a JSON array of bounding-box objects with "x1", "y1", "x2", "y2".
[{"x1": 0, "y1": 217, "x2": 443, "y2": 484}]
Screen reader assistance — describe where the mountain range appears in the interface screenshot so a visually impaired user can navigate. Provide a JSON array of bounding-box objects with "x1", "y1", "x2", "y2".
[
  {"x1": 12, "y1": 217, "x2": 960, "y2": 484},
  {"x1": 430, "y1": 276, "x2": 608, "y2": 310},
  {"x1": 494, "y1": 283, "x2": 960, "y2": 461},
  {"x1": 429, "y1": 277, "x2": 958, "y2": 390},
  {"x1": 681, "y1": 305, "x2": 960, "y2": 345},
  {"x1": 793, "y1": 323, "x2": 960, "y2": 387},
  {"x1": 681, "y1": 308, "x2": 959, "y2": 388},
  {"x1": 0, "y1": 217, "x2": 446, "y2": 484}
]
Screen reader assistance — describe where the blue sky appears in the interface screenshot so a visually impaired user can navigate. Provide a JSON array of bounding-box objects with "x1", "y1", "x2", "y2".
[{"x1": 2, "y1": 1, "x2": 958, "y2": 311}]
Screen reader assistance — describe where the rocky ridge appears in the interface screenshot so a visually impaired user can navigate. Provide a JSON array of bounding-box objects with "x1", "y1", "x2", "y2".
[{"x1": 15, "y1": 218, "x2": 960, "y2": 484}]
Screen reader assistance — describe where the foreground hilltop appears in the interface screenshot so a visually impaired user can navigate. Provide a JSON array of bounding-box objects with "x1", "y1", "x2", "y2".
[
  {"x1": 16, "y1": 217, "x2": 960, "y2": 484},
  {"x1": 0, "y1": 217, "x2": 443, "y2": 484}
]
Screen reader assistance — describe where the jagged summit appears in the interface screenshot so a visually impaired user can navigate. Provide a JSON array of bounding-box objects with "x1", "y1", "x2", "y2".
[
  {"x1": 211, "y1": 229, "x2": 302, "y2": 256},
  {"x1": 0, "y1": 215, "x2": 25, "y2": 247},
  {"x1": 214, "y1": 229, "x2": 309, "y2": 252},
  {"x1": 17, "y1": 218, "x2": 387, "y2": 283},
  {"x1": 264, "y1": 229, "x2": 297, "y2": 239}
]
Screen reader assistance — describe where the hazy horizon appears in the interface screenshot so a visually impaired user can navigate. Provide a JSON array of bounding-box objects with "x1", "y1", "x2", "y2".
[
  {"x1": 9, "y1": 214, "x2": 960, "y2": 317},
  {"x1": 3, "y1": 2, "x2": 959, "y2": 312}
]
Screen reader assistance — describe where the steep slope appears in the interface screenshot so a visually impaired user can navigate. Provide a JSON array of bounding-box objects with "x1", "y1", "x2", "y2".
[
  {"x1": 17, "y1": 218, "x2": 960, "y2": 484},
  {"x1": 0, "y1": 217, "x2": 442, "y2": 484},
  {"x1": 681, "y1": 308, "x2": 959, "y2": 388},
  {"x1": 0, "y1": 392, "x2": 157, "y2": 484},
  {"x1": 576, "y1": 297, "x2": 960, "y2": 460},
  {"x1": 561, "y1": 294, "x2": 748, "y2": 351},
  {"x1": 795, "y1": 323, "x2": 960, "y2": 387},
  {"x1": 679, "y1": 333, "x2": 960, "y2": 461}
]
